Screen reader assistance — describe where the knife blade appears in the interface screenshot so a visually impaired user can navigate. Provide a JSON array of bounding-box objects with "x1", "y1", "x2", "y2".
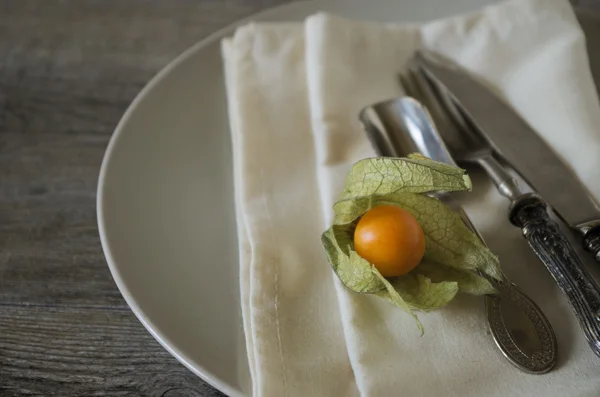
[{"x1": 413, "y1": 50, "x2": 600, "y2": 263}]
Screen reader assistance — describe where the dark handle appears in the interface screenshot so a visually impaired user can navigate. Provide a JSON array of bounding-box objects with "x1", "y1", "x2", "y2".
[
  {"x1": 583, "y1": 226, "x2": 600, "y2": 263},
  {"x1": 510, "y1": 194, "x2": 600, "y2": 358}
]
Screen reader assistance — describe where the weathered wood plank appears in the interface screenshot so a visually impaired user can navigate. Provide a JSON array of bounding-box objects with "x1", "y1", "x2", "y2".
[
  {"x1": 0, "y1": 305, "x2": 226, "y2": 396},
  {"x1": 0, "y1": 131, "x2": 120, "y2": 306}
]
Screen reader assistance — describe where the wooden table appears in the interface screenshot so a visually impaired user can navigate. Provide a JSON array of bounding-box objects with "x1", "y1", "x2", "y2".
[{"x1": 1, "y1": 0, "x2": 598, "y2": 395}]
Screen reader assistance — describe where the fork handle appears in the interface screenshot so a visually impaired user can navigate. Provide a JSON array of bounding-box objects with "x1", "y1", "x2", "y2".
[{"x1": 509, "y1": 194, "x2": 600, "y2": 358}]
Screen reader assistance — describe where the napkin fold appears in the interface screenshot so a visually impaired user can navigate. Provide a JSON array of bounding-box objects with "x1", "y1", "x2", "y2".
[
  {"x1": 223, "y1": 25, "x2": 359, "y2": 397},
  {"x1": 224, "y1": 0, "x2": 600, "y2": 396}
]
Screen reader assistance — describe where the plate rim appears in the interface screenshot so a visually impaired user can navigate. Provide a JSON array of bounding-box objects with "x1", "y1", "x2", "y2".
[{"x1": 96, "y1": 1, "x2": 316, "y2": 396}]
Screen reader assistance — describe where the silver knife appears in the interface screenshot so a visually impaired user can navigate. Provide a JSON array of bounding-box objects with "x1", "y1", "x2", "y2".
[
  {"x1": 407, "y1": 51, "x2": 600, "y2": 358},
  {"x1": 412, "y1": 50, "x2": 600, "y2": 263}
]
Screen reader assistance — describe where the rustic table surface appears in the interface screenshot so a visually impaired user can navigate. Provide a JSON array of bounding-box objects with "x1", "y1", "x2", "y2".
[{"x1": 1, "y1": 0, "x2": 599, "y2": 396}]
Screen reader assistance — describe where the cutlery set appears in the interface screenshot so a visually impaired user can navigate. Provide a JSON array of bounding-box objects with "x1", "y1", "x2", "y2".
[{"x1": 359, "y1": 49, "x2": 600, "y2": 373}]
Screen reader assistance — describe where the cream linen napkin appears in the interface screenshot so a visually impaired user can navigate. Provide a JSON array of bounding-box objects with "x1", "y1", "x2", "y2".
[
  {"x1": 223, "y1": 25, "x2": 359, "y2": 397},
  {"x1": 224, "y1": 0, "x2": 600, "y2": 396},
  {"x1": 306, "y1": 0, "x2": 600, "y2": 396}
]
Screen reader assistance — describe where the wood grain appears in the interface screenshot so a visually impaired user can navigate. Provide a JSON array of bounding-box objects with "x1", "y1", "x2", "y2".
[
  {"x1": 0, "y1": 306, "x2": 225, "y2": 397},
  {"x1": 0, "y1": 0, "x2": 597, "y2": 396}
]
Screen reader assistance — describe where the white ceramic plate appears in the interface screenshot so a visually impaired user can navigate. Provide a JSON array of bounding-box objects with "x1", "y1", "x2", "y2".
[{"x1": 97, "y1": 0, "x2": 497, "y2": 395}]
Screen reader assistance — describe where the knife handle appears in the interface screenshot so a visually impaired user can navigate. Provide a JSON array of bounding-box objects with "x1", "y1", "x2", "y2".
[
  {"x1": 509, "y1": 194, "x2": 600, "y2": 358},
  {"x1": 583, "y1": 227, "x2": 600, "y2": 263}
]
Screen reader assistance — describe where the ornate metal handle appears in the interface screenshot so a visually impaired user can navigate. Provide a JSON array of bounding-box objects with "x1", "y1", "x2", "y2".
[
  {"x1": 583, "y1": 227, "x2": 600, "y2": 263},
  {"x1": 449, "y1": 196, "x2": 557, "y2": 372},
  {"x1": 510, "y1": 194, "x2": 600, "y2": 358},
  {"x1": 485, "y1": 283, "x2": 556, "y2": 373}
]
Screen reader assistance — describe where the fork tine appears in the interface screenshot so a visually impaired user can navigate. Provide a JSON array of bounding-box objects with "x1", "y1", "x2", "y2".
[
  {"x1": 399, "y1": 72, "x2": 417, "y2": 98},
  {"x1": 401, "y1": 62, "x2": 441, "y2": 116},
  {"x1": 403, "y1": 62, "x2": 463, "y2": 140},
  {"x1": 408, "y1": 64, "x2": 441, "y2": 113}
]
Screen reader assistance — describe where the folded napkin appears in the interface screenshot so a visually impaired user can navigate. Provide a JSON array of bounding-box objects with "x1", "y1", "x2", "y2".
[
  {"x1": 224, "y1": 0, "x2": 600, "y2": 396},
  {"x1": 223, "y1": 25, "x2": 359, "y2": 397}
]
